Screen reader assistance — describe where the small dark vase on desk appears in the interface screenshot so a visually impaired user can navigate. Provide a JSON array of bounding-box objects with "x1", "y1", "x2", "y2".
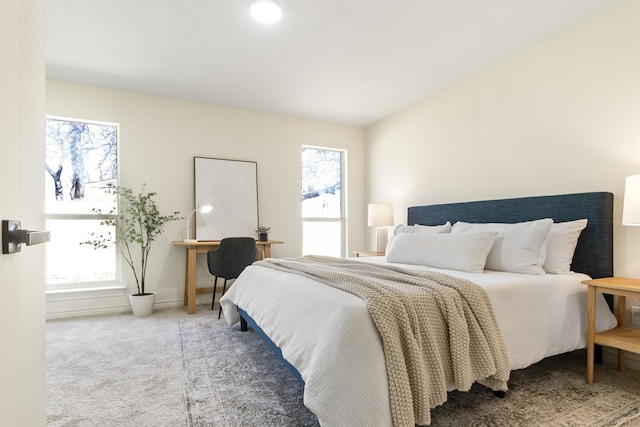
[{"x1": 259, "y1": 233, "x2": 268, "y2": 242}]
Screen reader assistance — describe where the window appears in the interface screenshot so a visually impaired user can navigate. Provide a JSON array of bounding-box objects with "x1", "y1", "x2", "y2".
[
  {"x1": 301, "y1": 146, "x2": 345, "y2": 257},
  {"x1": 45, "y1": 117, "x2": 119, "y2": 289}
]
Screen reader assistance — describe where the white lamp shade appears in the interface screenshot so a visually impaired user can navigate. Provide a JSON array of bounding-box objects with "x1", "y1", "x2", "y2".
[
  {"x1": 186, "y1": 204, "x2": 213, "y2": 219},
  {"x1": 623, "y1": 175, "x2": 640, "y2": 226},
  {"x1": 368, "y1": 203, "x2": 394, "y2": 227}
]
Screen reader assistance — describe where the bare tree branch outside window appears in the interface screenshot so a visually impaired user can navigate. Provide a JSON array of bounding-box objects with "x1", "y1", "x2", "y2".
[
  {"x1": 46, "y1": 118, "x2": 118, "y2": 202},
  {"x1": 301, "y1": 148, "x2": 341, "y2": 202},
  {"x1": 45, "y1": 117, "x2": 119, "y2": 285}
]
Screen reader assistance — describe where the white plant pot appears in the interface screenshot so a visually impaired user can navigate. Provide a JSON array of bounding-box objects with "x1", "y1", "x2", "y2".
[{"x1": 129, "y1": 292, "x2": 156, "y2": 317}]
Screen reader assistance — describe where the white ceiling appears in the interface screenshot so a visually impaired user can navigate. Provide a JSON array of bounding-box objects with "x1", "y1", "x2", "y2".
[{"x1": 46, "y1": 0, "x2": 621, "y2": 127}]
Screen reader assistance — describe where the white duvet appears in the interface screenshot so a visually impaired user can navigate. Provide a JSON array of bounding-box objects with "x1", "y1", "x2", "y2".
[{"x1": 220, "y1": 257, "x2": 617, "y2": 426}]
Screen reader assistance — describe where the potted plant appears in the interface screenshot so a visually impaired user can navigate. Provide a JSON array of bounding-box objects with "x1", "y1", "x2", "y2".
[
  {"x1": 256, "y1": 225, "x2": 271, "y2": 242},
  {"x1": 83, "y1": 184, "x2": 181, "y2": 316}
]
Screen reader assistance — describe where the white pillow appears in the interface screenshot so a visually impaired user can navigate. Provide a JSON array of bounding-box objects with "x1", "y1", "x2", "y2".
[
  {"x1": 451, "y1": 218, "x2": 553, "y2": 275},
  {"x1": 386, "y1": 231, "x2": 498, "y2": 273},
  {"x1": 386, "y1": 222, "x2": 451, "y2": 251},
  {"x1": 543, "y1": 219, "x2": 588, "y2": 274}
]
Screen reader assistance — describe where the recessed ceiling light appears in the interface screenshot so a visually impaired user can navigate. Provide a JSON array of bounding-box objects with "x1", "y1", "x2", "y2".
[{"x1": 250, "y1": 0, "x2": 282, "y2": 24}]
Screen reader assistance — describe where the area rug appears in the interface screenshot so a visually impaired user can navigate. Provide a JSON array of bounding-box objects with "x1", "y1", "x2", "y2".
[
  {"x1": 179, "y1": 316, "x2": 640, "y2": 426},
  {"x1": 179, "y1": 316, "x2": 319, "y2": 427}
]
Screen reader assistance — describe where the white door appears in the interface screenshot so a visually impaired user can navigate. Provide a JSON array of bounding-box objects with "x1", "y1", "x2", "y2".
[{"x1": 0, "y1": 1, "x2": 47, "y2": 425}]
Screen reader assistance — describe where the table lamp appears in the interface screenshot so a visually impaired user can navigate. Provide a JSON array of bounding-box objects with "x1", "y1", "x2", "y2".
[
  {"x1": 368, "y1": 203, "x2": 394, "y2": 253},
  {"x1": 184, "y1": 204, "x2": 213, "y2": 242}
]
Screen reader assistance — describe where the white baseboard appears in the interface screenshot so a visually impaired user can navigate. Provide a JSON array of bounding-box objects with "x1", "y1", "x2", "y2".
[
  {"x1": 45, "y1": 299, "x2": 189, "y2": 320},
  {"x1": 46, "y1": 293, "x2": 221, "y2": 320}
]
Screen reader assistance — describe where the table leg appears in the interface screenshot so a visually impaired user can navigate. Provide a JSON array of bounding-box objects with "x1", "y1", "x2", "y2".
[
  {"x1": 186, "y1": 247, "x2": 197, "y2": 314},
  {"x1": 183, "y1": 253, "x2": 189, "y2": 306},
  {"x1": 264, "y1": 244, "x2": 271, "y2": 259},
  {"x1": 617, "y1": 295, "x2": 626, "y2": 372},
  {"x1": 586, "y1": 285, "x2": 596, "y2": 384}
]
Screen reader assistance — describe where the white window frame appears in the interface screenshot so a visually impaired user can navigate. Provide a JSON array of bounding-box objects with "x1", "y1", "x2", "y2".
[
  {"x1": 301, "y1": 146, "x2": 346, "y2": 257},
  {"x1": 44, "y1": 116, "x2": 123, "y2": 296}
]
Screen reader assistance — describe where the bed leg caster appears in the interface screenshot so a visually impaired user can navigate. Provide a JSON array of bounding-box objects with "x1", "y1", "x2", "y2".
[
  {"x1": 240, "y1": 317, "x2": 248, "y2": 332},
  {"x1": 494, "y1": 390, "x2": 507, "y2": 398}
]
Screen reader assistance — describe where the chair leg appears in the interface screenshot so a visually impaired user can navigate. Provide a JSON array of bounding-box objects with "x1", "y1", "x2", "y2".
[
  {"x1": 211, "y1": 277, "x2": 218, "y2": 310},
  {"x1": 218, "y1": 278, "x2": 228, "y2": 319}
]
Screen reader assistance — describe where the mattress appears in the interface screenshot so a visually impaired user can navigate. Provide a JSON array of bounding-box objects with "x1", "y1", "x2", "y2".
[{"x1": 220, "y1": 257, "x2": 617, "y2": 426}]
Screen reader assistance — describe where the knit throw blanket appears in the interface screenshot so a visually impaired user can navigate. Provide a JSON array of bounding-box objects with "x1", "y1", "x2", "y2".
[{"x1": 254, "y1": 255, "x2": 510, "y2": 427}]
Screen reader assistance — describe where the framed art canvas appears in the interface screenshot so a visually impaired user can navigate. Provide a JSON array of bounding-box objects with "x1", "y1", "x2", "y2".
[{"x1": 194, "y1": 157, "x2": 259, "y2": 241}]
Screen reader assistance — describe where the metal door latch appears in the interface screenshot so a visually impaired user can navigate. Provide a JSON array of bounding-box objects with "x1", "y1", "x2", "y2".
[{"x1": 2, "y1": 220, "x2": 51, "y2": 254}]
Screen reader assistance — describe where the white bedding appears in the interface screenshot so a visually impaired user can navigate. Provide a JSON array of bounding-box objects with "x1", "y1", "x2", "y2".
[{"x1": 220, "y1": 257, "x2": 617, "y2": 426}]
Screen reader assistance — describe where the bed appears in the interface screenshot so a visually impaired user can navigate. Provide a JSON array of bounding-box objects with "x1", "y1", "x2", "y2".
[{"x1": 220, "y1": 192, "x2": 618, "y2": 426}]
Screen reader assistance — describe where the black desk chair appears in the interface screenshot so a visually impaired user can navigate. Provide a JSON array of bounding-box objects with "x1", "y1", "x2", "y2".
[{"x1": 207, "y1": 237, "x2": 257, "y2": 318}]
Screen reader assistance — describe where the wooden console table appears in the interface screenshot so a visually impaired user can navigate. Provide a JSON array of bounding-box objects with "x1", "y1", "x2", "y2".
[{"x1": 173, "y1": 240, "x2": 283, "y2": 314}]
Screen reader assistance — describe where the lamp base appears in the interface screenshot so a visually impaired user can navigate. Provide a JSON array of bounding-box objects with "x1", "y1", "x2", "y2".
[
  {"x1": 376, "y1": 227, "x2": 388, "y2": 253},
  {"x1": 183, "y1": 238, "x2": 198, "y2": 243}
]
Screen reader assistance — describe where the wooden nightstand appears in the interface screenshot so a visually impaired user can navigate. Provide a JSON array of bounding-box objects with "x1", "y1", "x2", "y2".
[
  {"x1": 353, "y1": 250, "x2": 385, "y2": 257},
  {"x1": 581, "y1": 277, "x2": 640, "y2": 384}
]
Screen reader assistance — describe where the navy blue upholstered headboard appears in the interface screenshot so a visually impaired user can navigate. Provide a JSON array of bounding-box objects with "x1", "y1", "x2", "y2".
[{"x1": 407, "y1": 192, "x2": 613, "y2": 279}]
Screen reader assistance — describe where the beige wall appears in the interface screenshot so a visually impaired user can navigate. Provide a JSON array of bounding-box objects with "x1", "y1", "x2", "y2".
[
  {"x1": 1, "y1": 0, "x2": 47, "y2": 424},
  {"x1": 366, "y1": 0, "x2": 640, "y2": 273},
  {"x1": 365, "y1": 0, "x2": 640, "y2": 357},
  {"x1": 46, "y1": 82, "x2": 365, "y2": 316}
]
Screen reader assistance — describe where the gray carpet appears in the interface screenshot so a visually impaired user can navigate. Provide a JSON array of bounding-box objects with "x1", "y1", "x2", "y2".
[
  {"x1": 47, "y1": 307, "x2": 189, "y2": 427},
  {"x1": 47, "y1": 306, "x2": 640, "y2": 426}
]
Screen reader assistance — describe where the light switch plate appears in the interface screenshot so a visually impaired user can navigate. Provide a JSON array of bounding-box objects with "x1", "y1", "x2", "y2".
[{"x1": 631, "y1": 306, "x2": 640, "y2": 326}]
